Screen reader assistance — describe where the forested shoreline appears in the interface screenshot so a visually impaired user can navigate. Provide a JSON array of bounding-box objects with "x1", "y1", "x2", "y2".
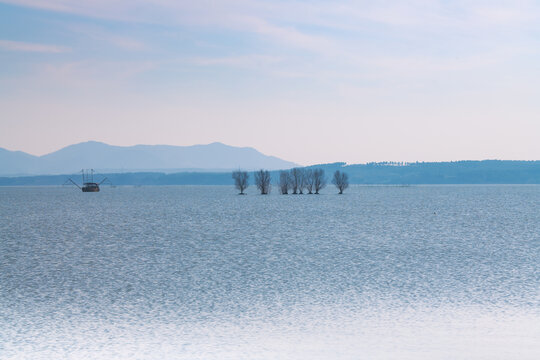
[{"x1": 1, "y1": 160, "x2": 539, "y2": 186}]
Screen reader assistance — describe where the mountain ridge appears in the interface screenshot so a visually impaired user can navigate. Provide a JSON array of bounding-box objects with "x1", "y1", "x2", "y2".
[{"x1": 0, "y1": 141, "x2": 298, "y2": 176}]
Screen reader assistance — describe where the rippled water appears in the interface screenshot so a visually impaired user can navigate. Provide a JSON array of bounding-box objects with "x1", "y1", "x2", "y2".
[{"x1": 1, "y1": 185, "x2": 539, "y2": 359}]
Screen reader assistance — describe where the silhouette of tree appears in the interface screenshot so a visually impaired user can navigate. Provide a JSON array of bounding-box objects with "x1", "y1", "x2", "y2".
[
  {"x1": 313, "y1": 169, "x2": 326, "y2": 194},
  {"x1": 298, "y1": 168, "x2": 307, "y2": 194},
  {"x1": 232, "y1": 170, "x2": 249, "y2": 194},
  {"x1": 278, "y1": 171, "x2": 291, "y2": 194},
  {"x1": 332, "y1": 170, "x2": 349, "y2": 194},
  {"x1": 254, "y1": 169, "x2": 271, "y2": 194},
  {"x1": 290, "y1": 168, "x2": 302, "y2": 194},
  {"x1": 304, "y1": 169, "x2": 314, "y2": 194}
]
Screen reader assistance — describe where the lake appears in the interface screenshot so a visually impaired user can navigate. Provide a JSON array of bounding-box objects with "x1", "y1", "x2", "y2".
[{"x1": 1, "y1": 185, "x2": 539, "y2": 359}]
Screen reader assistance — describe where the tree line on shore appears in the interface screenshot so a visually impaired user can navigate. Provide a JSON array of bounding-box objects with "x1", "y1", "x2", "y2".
[{"x1": 232, "y1": 168, "x2": 349, "y2": 195}]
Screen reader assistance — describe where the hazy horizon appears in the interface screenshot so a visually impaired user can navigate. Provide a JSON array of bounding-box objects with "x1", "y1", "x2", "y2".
[
  {"x1": 2, "y1": 140, "x2": 538, "y2": 165},
  {"x1": 2, "y1": 1, "x2": 540, "y2": 165}
]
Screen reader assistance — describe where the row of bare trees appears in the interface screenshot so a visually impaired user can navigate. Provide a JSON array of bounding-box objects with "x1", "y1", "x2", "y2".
[
  {"x1": 278, "y1": 168, "x2": 327, "y2": 194},
  {"x1": 233, "y1": 169, "x2": 349, "y2": 195}
]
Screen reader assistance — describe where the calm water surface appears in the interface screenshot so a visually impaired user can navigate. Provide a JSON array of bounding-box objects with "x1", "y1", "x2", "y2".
[{"x1": 1, "y1": 185, "x2": 539, "y2": 359}]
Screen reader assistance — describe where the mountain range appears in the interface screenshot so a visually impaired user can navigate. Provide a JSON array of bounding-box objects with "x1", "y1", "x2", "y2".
[{"x1": 0, "y1": 141, "x2": 298, "y2": 176}]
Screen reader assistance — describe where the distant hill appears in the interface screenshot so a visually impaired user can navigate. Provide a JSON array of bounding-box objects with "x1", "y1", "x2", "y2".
[
  {"x1": 0, "y1": 141, "x2": 298, "y2": 176},
  {"x1": 1, "y1": 160, "x2": 539, "y2": 186}
]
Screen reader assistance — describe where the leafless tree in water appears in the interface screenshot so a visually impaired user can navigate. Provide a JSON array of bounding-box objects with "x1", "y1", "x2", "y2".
[
  {"x1": 232, "y1": 170, "x2": 249, "y2": 194},
  {"x1": 254, "y1": 169, "x2": 271, "y2": 194},
  {"x1": 304, "y1": 169, "x2": 314, "y2": 194},
  {"x1": 313, "y1": 169, "x2": 326, "y2": 194},
  {"x1": 278, "y1": 171, "x2": 291, "y2": 194},
  {"x1": 298, "y1": 168, "x2": 306, "y2": 194},
  {"x1": 290, "y1": 168, "x2": 303, "y2": 194},
  {"x1": 332, "y1": 170, "x2": 349, "y2": 194}
]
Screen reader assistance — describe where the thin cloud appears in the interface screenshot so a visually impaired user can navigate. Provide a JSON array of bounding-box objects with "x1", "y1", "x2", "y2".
[
  {"x1": 3, "y1": 0, "x2": 539, "y2": 58},
  {"x1": 66, "y1": 24, "x2": 147, "y2": 51},
  {"x1": 1, "y1": 1, "x2": 334, "y2": 55},
  {"x1": 0, "y1": 39, "x2": 69, "y2": 53},
  {"x1": 186, "y1": 54, "x2": 282, "y2": 68}
]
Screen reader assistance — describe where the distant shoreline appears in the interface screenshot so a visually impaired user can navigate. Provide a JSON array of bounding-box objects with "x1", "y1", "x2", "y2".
[{"x1": 1, "y1": 160, "x2": 539, "y2": 186}]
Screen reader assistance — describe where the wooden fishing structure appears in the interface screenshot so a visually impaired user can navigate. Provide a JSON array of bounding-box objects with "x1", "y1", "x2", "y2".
[{"x1": 65, "y1": 169, "x2": 109, "y2": 192}]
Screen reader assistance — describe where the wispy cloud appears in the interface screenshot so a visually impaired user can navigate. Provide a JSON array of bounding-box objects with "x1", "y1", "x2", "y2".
[
  {"x1": 4, "y1": 1, "x2": 540, "y2": 29},
  {"x1": 67, "y1": 24, "x2": 147, "y2": 51},
  {"x1": 3, "y1": 0, "x2": 539, "y2": 56},
  {"x1": 0, "y1": 39, "x2": 69, "y2": 53},
  {"x1": 186, "y1": 54, "x2": 281, "y2": 68}
]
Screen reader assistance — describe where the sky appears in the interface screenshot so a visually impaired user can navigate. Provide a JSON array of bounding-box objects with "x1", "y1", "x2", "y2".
[{"x1": 1, "y1": 0, "x2": 539, "y2": 165}]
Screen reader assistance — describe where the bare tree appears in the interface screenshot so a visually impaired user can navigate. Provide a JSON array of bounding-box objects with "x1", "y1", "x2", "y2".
[
  {"x1": 313, "y1": 169, "x2": 326, "y2": 194},
  {"x1": 232, "y1": 170, "x2": 249, "y2": 195},
  {"x1": 298, "y1": 168, "x2": 306, "y2": 194},
  {"x1": 254, "y1": 169, "x2": 271, "y2": 194},
  {"x1": 304, "y1": 169, "x2": 314, "y2": 194},
  {"x1": 290, "y1": 168, "x2": 303, "y2": 194},
  {"x1": 332, "y1": 170, "x2": 349, "y2": 194},
  {"x1": 278, "y1": 171, "x2": 291, "y2": 194}
]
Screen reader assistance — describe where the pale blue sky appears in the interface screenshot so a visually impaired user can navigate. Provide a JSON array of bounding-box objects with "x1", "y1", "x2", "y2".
[{"x1": 1, "y1": 0, "x2": 539, "y2": 164}]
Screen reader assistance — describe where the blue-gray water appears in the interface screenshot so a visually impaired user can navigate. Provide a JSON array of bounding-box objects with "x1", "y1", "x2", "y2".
[{"x1": 1, "y1": 185, "x2": 539, "y2": 359}]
